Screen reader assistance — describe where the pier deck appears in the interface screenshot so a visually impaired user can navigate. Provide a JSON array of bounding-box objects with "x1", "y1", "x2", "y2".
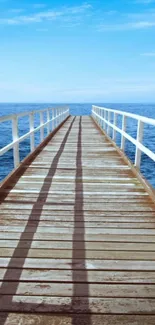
[{"x1": 0, "y1": 116, "x2": 155, "y2": 324}]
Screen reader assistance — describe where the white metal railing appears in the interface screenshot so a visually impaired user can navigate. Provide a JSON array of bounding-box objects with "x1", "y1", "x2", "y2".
[
  {"x1": 92, "y1": 105, "x2": 155, "y2": 168},
  {"x1": 0, "y1": 106, "x2": 69, "y2": 169}
]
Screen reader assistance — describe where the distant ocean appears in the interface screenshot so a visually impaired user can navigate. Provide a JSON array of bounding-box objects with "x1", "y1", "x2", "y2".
[{"x1": 0, "y1": 103, "x2": 155, "y2": 188}]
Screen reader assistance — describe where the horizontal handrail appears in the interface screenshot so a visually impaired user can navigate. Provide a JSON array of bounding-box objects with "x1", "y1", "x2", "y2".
[
  {"x1": 0, "y1": 106, "x2": 69, "y2": 169},
  {"x1": 93, "y1": 105, "x2": 155, "y2": 126},
  {"x1": 0, "y1": 107, "x2": 60, "y2": 123},
  {"x1": 92, "y1": 105, "x2": 155, "y2": 168}
]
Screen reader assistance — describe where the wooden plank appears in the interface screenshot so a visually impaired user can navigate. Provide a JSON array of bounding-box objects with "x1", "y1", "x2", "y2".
[
  {"x1": 1, "y1": 240, "x2": 155, "y2": 251},
  {"x1": 1, "y1": 226, "x2": 155, "y2": 234},
  {"x1": 1, "y1": 215, "x2": 155, "y2": 223},
  {"x1": 4, "y1": 196, "x2": 153, "y2": 204},
  {"x1": 1, "y1": 258, "x2": 155, "y2": 270},
  {"x1": 1, "y1": 314, "x2": 155, "y2": 325},
  {"x1": 1, "y1": 248, "x2": 155, "y2": 260},
  {"x1": 1, "y1": 210, "x2": 154, "y2": 217},
  {"x1": 1, "y1": 269, "x2": 155, "y2": 283},
  {"x1": 1, "y1": 282, "x2": 155, "y2": 297},
  {"x1": 1, "y1": 296, "x2": 155, "y2": 313},
  {"x1": 1, "y1": 214, "x2": 155, "y2": 222},
  {"x1": 1, "y1": 220, "x2": 155, "y2": 228},
  {"x1": 1, "y1": 232, "x2": 155, "y2": 242}
]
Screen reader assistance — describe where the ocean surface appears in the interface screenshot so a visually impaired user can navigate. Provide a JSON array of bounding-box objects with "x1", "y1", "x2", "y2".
[{"x1": 0, "y1": 103, "x2": 155, "y2": 188}]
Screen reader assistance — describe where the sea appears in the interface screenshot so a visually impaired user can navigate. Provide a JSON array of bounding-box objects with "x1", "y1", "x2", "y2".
[{"x1": 0, "y1": 103, "x2": 155, "y2": 188}]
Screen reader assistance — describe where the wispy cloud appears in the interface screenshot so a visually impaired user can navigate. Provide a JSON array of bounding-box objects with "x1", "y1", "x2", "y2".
[
  {"x1": 0, "y1": 2, "x2": 92, "y2": 25},
  {"x1": 98, "y1": 21, "x2": 155, "y2": 31},
  {"x1": 98, "y1": 7, "x2": 155, "y2": 31}
]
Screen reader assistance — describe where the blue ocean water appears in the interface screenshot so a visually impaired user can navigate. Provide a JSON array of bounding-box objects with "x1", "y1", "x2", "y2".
[{"x1": 0, "y1": 103, "x2": 155, "y2": 188}]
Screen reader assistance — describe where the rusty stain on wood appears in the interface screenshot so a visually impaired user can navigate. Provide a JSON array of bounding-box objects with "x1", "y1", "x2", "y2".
[{"x1": 0, "y1": 116, "x2": 155, "y2": 324}]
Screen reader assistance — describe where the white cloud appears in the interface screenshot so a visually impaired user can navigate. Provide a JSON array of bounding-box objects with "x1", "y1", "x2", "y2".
[
  {"x1": 127, "y1": 9, "x2": 155, "y2": 20},
  {"x1": 0, "y1": 2, "x2": 92, "y2": 25},
  {"x1": 64, "y1": 3, "x2": 92, "y2": 14},
  {"x1": 97, "y1": 6, "x2": 155, "y2": 32},
  {"x1": 98, "y1": 21, "x2": 155, "y2": 31}
]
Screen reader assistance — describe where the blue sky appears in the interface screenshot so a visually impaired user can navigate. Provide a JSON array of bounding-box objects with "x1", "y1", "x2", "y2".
[{"x1": 0, "y1": 0, "x2": 155, "y2": 102}]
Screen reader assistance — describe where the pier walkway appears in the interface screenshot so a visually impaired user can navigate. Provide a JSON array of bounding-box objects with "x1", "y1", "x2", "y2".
[{"x1": 0, "y1": 115, "x2": 155, "y2": 324}]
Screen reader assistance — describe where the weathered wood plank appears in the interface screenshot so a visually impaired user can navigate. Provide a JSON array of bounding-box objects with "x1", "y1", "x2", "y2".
[
  {"x1": 1, "y1": 240, "x2": 155, "y2": 251},
  {"x1": 1, "y1": 296, "x2": 155, "y2": 313},
  {"x1": 1, "y1": 258, "x2": 155, "y2": 270},
  {"x1": 1, "y1": 248, "x2": 155, "y2": 260},
  {"x1": 1, "y1": 269, "x2": 155, "y2": 283},
  {"x1": 1, "y1": 232, "x2": 155, "y2": 242},
  {"x1": 1, "y1": 215, "x2": 155, "y2": 222},
  {"x1": 1, "y1": 282, "x2": 155, "y2": 297},
  {"x1": 1, "y1": 226, "x2": 155, "y2": 234},
  {"x1": 1, "y1": 314, "x2": 155, "y2": 325},
  {"x1": 1, "y1": 220, "x2": 155, "y2": 228},
  {"x1": 1, "y1": 210, "x2": 154, "y2": 217}
]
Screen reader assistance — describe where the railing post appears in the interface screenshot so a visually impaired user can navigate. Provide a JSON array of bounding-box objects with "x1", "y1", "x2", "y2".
[
  {"x1": 93, "y1": 106, "x2": 95, "y2": 119},
  {"x1": 96, "y1": 107, "x2": 98, "y2": 123},
  {"x1": 58, "y1": 108, "x2": 61, "y2": 124},
  {"x1": 12, "y1": 116, "x2": 20, "y2": 168},
  {"x1": 67, "y1": 107, "x2": 69, "y2": 119},
  {"x1": 47, "y1": 109, "x2": 50, "y2": 135},
  {"x1": 95, "y1": 107, "x2": 97, "y2": 120},
  {"x1": 65, "y1": 107, "x2": 67, "y2": 120},
  {"x1": 92, "y1": 106, "x2": 96, "y2": 119},
  {"x1": 102, "y1": 109, "x2": 105, "y2": 130},
  {"x1": 99, "y1": 108, "x2": 101, "y2": 125},
  {"x1": 56, "y1": 108, "x2": 59, "y2": 126},
  {"x1": 29, "y1": 112, "x2": 35, "y2": 152},
  {"x1": 121, "y1": 115, "x2": 127, "y2": 150},
  {"x1": 55, "y1": 108, "x2": 56, "y2": 128},
  {"x1": 58, "y1": 108, "x2": 61, "y2": 125},
  {"x1": 92, "y1": 105, "x2": 94, "y2": 117},
  {"x1": 99, "y1": 109, "x2": 102, "y2": 126},
  {"x1": 55, "y1": 108, "x2": 58, "y2": 127},
  {"x1": 61, "y1": 109, "x2": 63, "y2": 122},
  {"x1": 97, "y1": 107, "x2": 100, "y2": 124},
  {"x1": 98, "y1": 108, "x2": 100, "y2": 125},
  {"x1": 135, "y1": 120, "x2": 144, "y2": 168},
  {"x1": 58, "y1": 108, "x2": 60, "y2": 125},
  {"x1": 64, "y1": 108, "x2": 66, "y2": 121},
  {"x1": 100, "y1": 109, "x2": 102, "y2": 127},
  {"x1": 40, "y1": 111, "x2": 44, "y2": 142},
  {"x1": 64, "y1": 107, "x2": 65, "y2": 121},
  {"x1": 49, "y1": 109, "x2": 52, "y2": 131},
  {"x1": 52, "y1": 109, "x2": 55, "y2": 131},
  {"x1": 107, "y1": 111, "x2": 111, "y2": 136},
  {"x1": 113, "y1": 112, "x2": 117, "y2": 141},
  {"x1": 104, "y1": 110, "x2": 107, "y2": 132}
]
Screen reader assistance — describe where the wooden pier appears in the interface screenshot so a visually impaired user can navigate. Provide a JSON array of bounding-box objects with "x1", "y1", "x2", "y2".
[{"x1": 0, "y1": 114, "x2": 155, "y2": 324}]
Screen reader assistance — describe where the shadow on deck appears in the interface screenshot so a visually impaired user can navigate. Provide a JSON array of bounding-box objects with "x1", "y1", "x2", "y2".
[{"x1": 0, "y1": 117, "x2": 91, "y2": 325}]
